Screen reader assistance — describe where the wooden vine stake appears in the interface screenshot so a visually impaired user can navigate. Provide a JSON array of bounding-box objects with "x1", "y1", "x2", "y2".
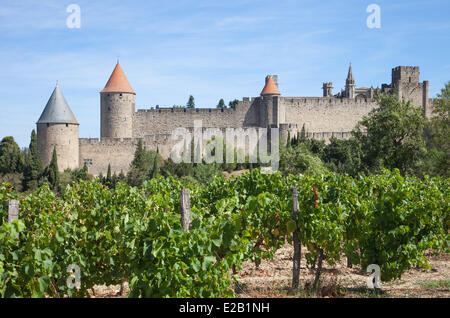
[
  {"x1": 180, "y1": 189, "x2": 191, "y2": 231},
  {"x1": 292, "y1": 187, "x2": 301, "y2": 289},
  {"x1": 8, "y1": 200, "x2": 19, "y2": 223}
]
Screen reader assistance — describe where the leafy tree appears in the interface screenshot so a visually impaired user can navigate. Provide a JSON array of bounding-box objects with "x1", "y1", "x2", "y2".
[
  {"x1": 422, "y1": 81, "x2": 449, "y2": 177},
  {"x1": 279, "y1": 143, "x2": 328, "y2": 175},
  {"x1": 216, "y1": 99, "x2": 226, "y2": 109},
  {"x1": 23, "y1": 130, "x2": 44, "y2": 190},
  {"x1": 0, "y1": 136, "x2": 24, "y2": 174},
  {"x1": 186, "y1": 95, "x2": 195, "y2": 108},
  {"x1": 353, "y1": 94, "x2": 426, "y2": 175},
  {"x1": 322, "y1": 138, "x2": 362, "y2": 177}
]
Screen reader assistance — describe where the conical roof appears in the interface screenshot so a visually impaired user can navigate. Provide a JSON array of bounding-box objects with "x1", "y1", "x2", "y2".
[
  {"x1": 100, "y1": 62, "x2": 135, "y2": 94},
  {"x1": 260, "y1": 75, "x2": 280, "y2": 96},
  {"x1": 37, "y1": 85, "x2": 78, "y2": 125}
]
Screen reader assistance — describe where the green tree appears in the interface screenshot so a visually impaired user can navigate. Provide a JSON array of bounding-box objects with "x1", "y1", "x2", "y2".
[
  {"x1": 353, "y1": 94, "x2": 426, "y2": 175},
  {"x1": 422, "y1": 81, "x2": 449, "y2": 177},
  {"x1": 46, "y1": 147, "x2": 59, "y2": 190},
  {"x1": 322, "y1": 138, "x2": 362, "y2": 177},
  {"x1": 279, "y1": 143, "x2": 328, "y2": 175},
  {"x1": 187, "y1": 95, "x2": 195, "y2": 108},
  {"x1": 217, "y1": 99, "x2": 226, "y2": 109},
  {"x1": 128, "y1": 140, "x2": 164, "y2": 186},
  {"x1": 23, "y1": 130, "x2": 44, "y2": 190},
  {"x1": 228, "y1": 99, "x2": 239, "y2": 109},
  {"x1": 106, "y1": 163, "x2": 112, "y2": 188},
  {"x1": 0, "y1": 136, "x2": 24, "y2": 174}
]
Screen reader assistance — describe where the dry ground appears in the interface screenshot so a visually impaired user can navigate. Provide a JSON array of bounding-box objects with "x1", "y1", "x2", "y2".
[{"x1": 90, "y1": 242, "x2": 449, "y2": 298}]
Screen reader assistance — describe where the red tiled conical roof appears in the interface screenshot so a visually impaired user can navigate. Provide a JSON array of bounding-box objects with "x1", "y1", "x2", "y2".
[
  {"x1": 100, "y1": 62, "x2": 135, "y2": 94},
  {"x1": 260, "y1": 76, "x2": 280, "y2": 96}
]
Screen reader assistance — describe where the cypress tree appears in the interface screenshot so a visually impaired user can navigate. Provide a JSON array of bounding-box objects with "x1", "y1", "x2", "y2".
[
  {"x1": 186, "y1": 95, "x2": 195, "y2": 108},
  {"x1": 47, "y1": 147, "x2": 59, "y2": 190},
  {"x1": 106, "y1": 163, "x2": 112, "y2": 188},
  {"x1": 23, "y1": 130, "x2": 43, "y2": 190},
  {"x1": 217, "y1": 99, "x2": 226, "y2": 108}
]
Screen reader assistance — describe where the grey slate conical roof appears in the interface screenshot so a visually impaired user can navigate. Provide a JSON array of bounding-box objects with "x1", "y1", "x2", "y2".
[{"x1": 37, "y1": 85, "x2": 79, "y2": 125}]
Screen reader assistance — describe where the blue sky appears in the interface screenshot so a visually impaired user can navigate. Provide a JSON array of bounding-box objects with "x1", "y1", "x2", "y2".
[{"x1": 1, "y1": 0, "x2": 449, "y2": 148}]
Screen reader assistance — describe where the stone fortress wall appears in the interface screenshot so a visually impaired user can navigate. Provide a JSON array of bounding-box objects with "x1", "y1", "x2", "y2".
[{"x1": 43, "y1": 64, "x2": 434, "y2": 176}]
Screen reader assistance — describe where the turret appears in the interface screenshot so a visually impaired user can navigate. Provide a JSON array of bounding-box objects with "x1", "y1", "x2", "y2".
[
  {"x1": 345, "y1": 63, "x2": 355, "y2": 99},
  {"x1": 100, "y1": 62, "x2": 135, "y2": 139},
  {"x1": 322, "y1": 82, "x2": 333, "y2": 97},
  {"x1": 36, "y1": 84, "x2": 79, "y2": 170},
  {"x1": 260, "y1": 75, "x2": 281, "y2": 127}
]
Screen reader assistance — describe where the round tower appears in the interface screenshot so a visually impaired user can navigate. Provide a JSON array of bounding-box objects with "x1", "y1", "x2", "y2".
[
  {"x1": 37, "y1": 84, "x2": 79, "y2": 170},
  {"x1": 100, "y1": 62, "x2": 135, "y2": 139},
  {"x1": 260, "y1": 75, "x2": 281, "y2": 127}
]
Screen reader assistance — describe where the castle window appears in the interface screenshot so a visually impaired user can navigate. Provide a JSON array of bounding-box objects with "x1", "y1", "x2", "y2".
[
  {"x1": 209, "y1": 108, "x2": 211, "y2": 112},
  {"x1": 47, "y1": 123, "x2": 49, "y2": 127},
  {"x1": 108, "y1": 107, "x2": 111, "y2": 111},
  {"x1": 66, "y1": 123, "x2": 68, "y2": 127},
  {"x1": 120, "y1": 93, "x2": 123, "y2": 97}
]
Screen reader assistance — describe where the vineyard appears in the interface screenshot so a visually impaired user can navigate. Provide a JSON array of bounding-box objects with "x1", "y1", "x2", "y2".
[{"x1": 0, "y1": 169, "x2": 448, "y2": 298}]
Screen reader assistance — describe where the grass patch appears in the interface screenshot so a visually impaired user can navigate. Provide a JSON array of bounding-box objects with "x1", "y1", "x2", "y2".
[{"x1": 419, "y1": 279, "x2": 450, "y2": 290}]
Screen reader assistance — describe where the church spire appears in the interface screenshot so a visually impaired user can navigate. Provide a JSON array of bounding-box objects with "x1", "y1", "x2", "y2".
[
  {"x1": 347, "y1": 63, "x2": 354, "y2": 83},
  {"x1": 345, "y1": 63, "x2": 355, "y2": 98}
]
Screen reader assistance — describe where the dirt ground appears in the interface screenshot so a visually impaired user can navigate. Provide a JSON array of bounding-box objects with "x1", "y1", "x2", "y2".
[{"x1": 90, "y1": 242, "x2": 449, "y2": 298}]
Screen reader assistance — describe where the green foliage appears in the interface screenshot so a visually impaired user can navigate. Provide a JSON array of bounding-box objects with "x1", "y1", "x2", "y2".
[
  {"x1": 0, "y1": 169, "x2": 447, "y2": 297},
  {"x1": 186, "y1": 95, "x2": 195, "y2": 108},
  {"x1": 228, "y1": 99, "x2": 239, "y2": 110},
  {"x1": 422, "y1": 81, "x2": 450, "y2": 177},
  {"x1": 127, "y1": 140, "x2": 164, "y2": 187},
  {"x1": 322, "y1": 138, "x2": 362, "y2": 177},
  {"x1": 45, "y1": 147, "x2": 59, "y2": 191},
  {"x1": 0, "y1": 136, "x2": 24, "y2": 175},
  {"x1": 353, "y1": 94, "x2": 427, "y2": 175},
  {"x1": 217, "y1": 99, "x2": 226, "y2": 109},
  {"x1": 280, "y1": 143, "x2": 328, "y2": 176},
  {"x1": 23, "y1": 130, "x2": 44, "y2": 191}
]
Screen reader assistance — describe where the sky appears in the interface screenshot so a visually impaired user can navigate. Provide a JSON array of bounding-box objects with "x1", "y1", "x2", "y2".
[{"x1": 0, "y1": 0, "x2": 449, "y2": 148}]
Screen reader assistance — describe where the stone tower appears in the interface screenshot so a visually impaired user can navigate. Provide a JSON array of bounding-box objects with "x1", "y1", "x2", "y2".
[
  {"x1": 260, "y1": 75, "x2": 281, "y2": 127},
  {"x1": 37, "y1": 84, "x2": 79, "y2": 170},
  {"x1": 345, "y1": 63, "x2": 355, "y2": 99},
  {"x1": 391, "y1": 66, "x2": 430, "y2": 115},
  {"x1": 322, "y1": 82, "x2": 333, "y2": 97},
  {"x1": 100, "y1": 62, "x2": 136, "y2": 139}
]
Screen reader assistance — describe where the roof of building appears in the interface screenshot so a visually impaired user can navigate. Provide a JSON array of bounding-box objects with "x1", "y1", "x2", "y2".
[
  {"x1": 100, "y1": 62, "x2": 135, "y2": 94},
  {"x1": 260, "y1": 76, "x2": 280, "y2": 96},
  {"x1": 37, "y1": 85, "x2": 78, "y2": 125}
]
